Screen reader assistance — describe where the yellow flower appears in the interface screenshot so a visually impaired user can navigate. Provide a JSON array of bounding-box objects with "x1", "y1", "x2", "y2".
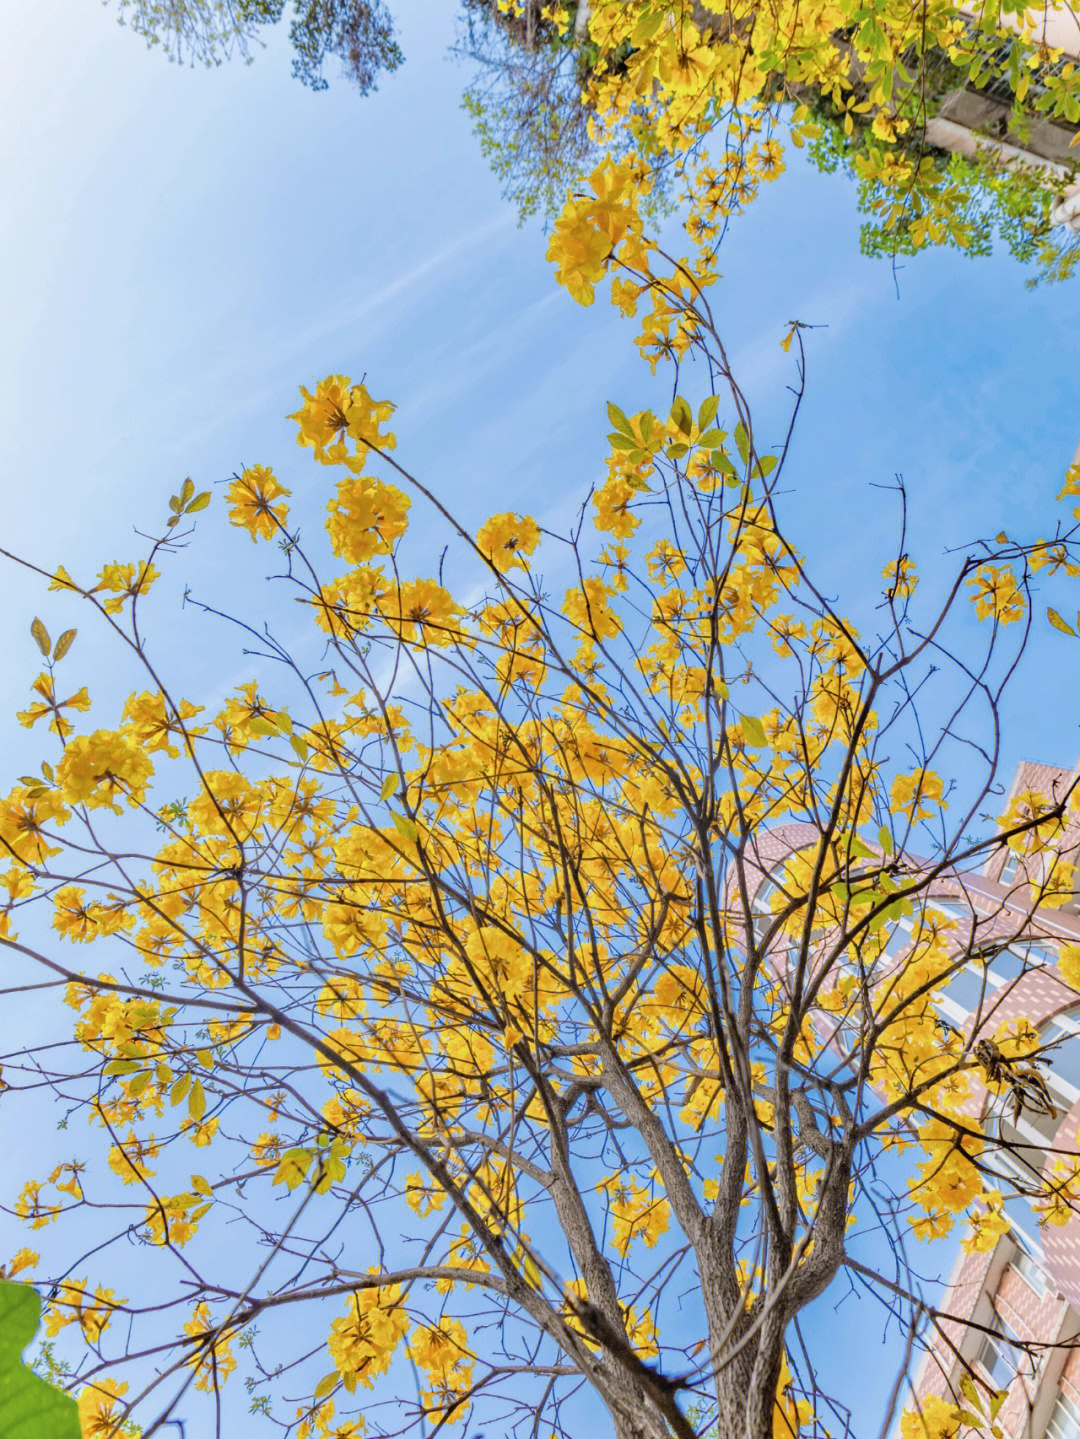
[
  {"x1": 1060, "y1": 942, "x2": 1080, "y2": 991},
  {"x1": 899, "y1": 1393, "x2": 961, "y2": 1439},
  {"x1": 0, "y1": 788, "x2": 69, "y2": 864},
  {"x1": 290, "y1": 376, "x2": 396, "y2": 472},
  {"x1": 890, "y1": 769, "x2": 946, "y2": 822},
  {"x1": 325, "y1": 478, "x2": 410, "y2": 564},
  {"x1": 251, "y1": 1132, "x2": 283, "y2": 1167},
  {"x1": 476, "y1": 512, "x2": 541, "y2": 571},
  {"x1": 183, "y1": 1302, "x2": 237, "y2": 1391},
  {"x1": 16, "y1": 673, "x2": 91, "y2": 736},
  {"x1": 882, "y1": 554, "x2": 918, "y2": 598},
  {"x1": 345, "y1": 382, "x2": 396, "y2": 455},
  {"x1": 144, "y1": 1192, "x2": 203, "y2": 1247},
  {"x1": 563, "y1": 577, "x2": 621, "y2": 639},
  {"x1": 107, "y1": 1131, "x2": 159, "y2": 1184},
  {"x1": 291, "y1": 374, "x2": 356, "y2": 468},
  {"x1": 327, "y1": 1286, "x2": 410, "y2": 1392},
  {"x1": 57, "y1": 730, "x2": 154, "y2": 811},
  {"x1": 53, "y1": 886, "x2": 98, "y2": 942},
  {"x1": 376, "y1": 578, "x2": 465, "y2": 648},
  {"x1": 967, "y1": 564, "x2": 1025, "y2": 623},
  {"x1": 94, "y1": 561, "x2": 160, "y2": 613},
  {"x1": 122, "y1": 690, "x2": 204, "y2": 755},
  {"x1": 404, "y1": 1172, "x2": 447, "y2": 1217},
  {"x1": 1, "y1": 1248, "x2": 38, "y2": 1278},
  {"x1": 78, "y1": 1378, "x2": 129, "y2": 1439},
  {"x1": 227, "y1": 465, "x2": 290, "y2": 542}
]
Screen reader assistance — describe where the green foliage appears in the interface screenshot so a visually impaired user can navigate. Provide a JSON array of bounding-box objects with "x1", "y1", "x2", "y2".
[
  {"x1": 0, "y1": 1282, "x2": 80, "y2": 1439},
  {"x1": 108, "y1": 0, "x2": 402, "y2": 95},
  {"x1": 457, "y1": 0, "x2": 672, "y2": 225},
  {"x1": 799, "y1": 50, "x2": 1080, "y2": 284}
]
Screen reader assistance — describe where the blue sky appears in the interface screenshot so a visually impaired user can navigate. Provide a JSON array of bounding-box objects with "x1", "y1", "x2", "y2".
[{"x1": 2, "y1": 2, "x2": 1080, "y2": 1435}]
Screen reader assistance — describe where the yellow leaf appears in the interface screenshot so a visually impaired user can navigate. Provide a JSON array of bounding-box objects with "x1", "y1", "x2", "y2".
[
  {"x1": 314, "y1": 1371, "x2": 338, "y2": 1401},
  {"x1": 1048, "y1": 606, "x2": 1077, "y2": 636},
  {"x1": 741, "y1": 714, "x2": 767, "y2": 747}
]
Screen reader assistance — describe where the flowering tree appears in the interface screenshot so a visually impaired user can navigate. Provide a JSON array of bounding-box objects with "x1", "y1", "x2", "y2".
[
  {"x1": 7, "y1": 5, "x2": 1080, "y2": 1438},
  {"x1": 4, "y1": 171, "x2": 1080, "y2": 1436},
  {"x1": 463, "y1": 0, "x2": 1080, "y2": 279}
]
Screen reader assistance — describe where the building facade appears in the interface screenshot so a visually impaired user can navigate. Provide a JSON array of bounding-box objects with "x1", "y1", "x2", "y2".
[
  {"x1": 746, "y1": 753, "x2": 1080, "y2": 1436},
  {"x1": 908, "y1": 758, "x2": 1080, "y2": 1439}
]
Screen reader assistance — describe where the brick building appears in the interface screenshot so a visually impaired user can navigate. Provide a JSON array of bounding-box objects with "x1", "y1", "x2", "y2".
[
  {"x1": 746, "y1": 754, "x2": 1080, "y2": 1436},
  {"x1": 905, "y1": 758, "x2": 1080, "y2": 1439}
]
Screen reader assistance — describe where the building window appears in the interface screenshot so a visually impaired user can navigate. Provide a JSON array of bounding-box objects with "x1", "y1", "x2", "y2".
[
  {"x1": 1010, "y1": 1246, "x2": 1047, "y2": 1298},
  {"x1": 1046, "y1": 1389, "x2": 1080, "y2": 1439},
  {"x1": 1000, "y1": 850, "x2": 1021, "y2": 885},
  {"x1": 1037, "y1": 1009, "x2": 1080, "y2": 1105},
  {"x1": 976, "y1": 1311, "x2": 1035, "y2": 1386},
  {"x1": 976, "y1": 1328, "x2": 1016, "y2": 1388}
]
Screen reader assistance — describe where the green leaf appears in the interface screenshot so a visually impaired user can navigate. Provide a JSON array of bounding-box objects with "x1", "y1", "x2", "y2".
[
  {"x1": 102, "y1": 1059, "x2": 138, "y2": 1076},
  {"x1": 170, "y1": 1073, "x2": 191, "y2": 1106},
  {"x1": 697, "y1": 395, "x2": 719, "y2": 431},
  {"x1": 186, "y1": 491, "x2": 211, "y2": 513},
  {"x1": 878, "y1": 825, "x2": 894, "y2": 857},
  {"x1": 379, "y1": 773, "x2": 398, "y2": 802},
  {"x1": 191, "y1": 1174, "x2": 213, "y2": 1197},
  {"x1": 391, "y1": 811, "x2": 418, "y2": 842},
  {"x1": 30, "y1": 620, "x2": 50, "y2": 658},
  {"x1": 180, "y1": 478, "x2": 194, "y2": 504},
  {"x1": 734, "y1": 422, "x2": 750, "y2": 466},
  {"x1": 847, "y1": 836, "x2": 875, "y2": 860},
  {"x1": 290, "y1": 733, "x2": 308, "y2": 760},
  {"x1": 51, "y1": 630, "x2": 76, "y2": 662},
  {"x1": 669, "y1": 396, "x2": 693, "y2": 436},
  {"x1": 1048, "y1": 606, "x2": 1077, "y2": 636},
  {"x1": 606, "y1": 402, "x2": 630, "y2": 435},
  {"x1": 0, "y1": 1281, "x2": 81, "y2": 1439},
  {"x1": 741, "y1": 714, "x2": 767, "y2": 747},
  {"x1": 188, "y1": 1078, "x2": 206, "y2": 1122},
  {"x1": 756, "y1": 454, "x2": 778, "y2": 477}
]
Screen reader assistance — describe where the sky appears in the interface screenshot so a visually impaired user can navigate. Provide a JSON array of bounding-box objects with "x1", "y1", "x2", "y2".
[{"x1": 2, "y1": 2, "x2": 1080, "y2": 1436}]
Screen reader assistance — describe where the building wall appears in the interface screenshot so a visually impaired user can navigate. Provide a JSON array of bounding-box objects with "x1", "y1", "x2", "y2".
[{"x1": 907, "y1": 760, "x2": 1080, "y2": 1437}]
